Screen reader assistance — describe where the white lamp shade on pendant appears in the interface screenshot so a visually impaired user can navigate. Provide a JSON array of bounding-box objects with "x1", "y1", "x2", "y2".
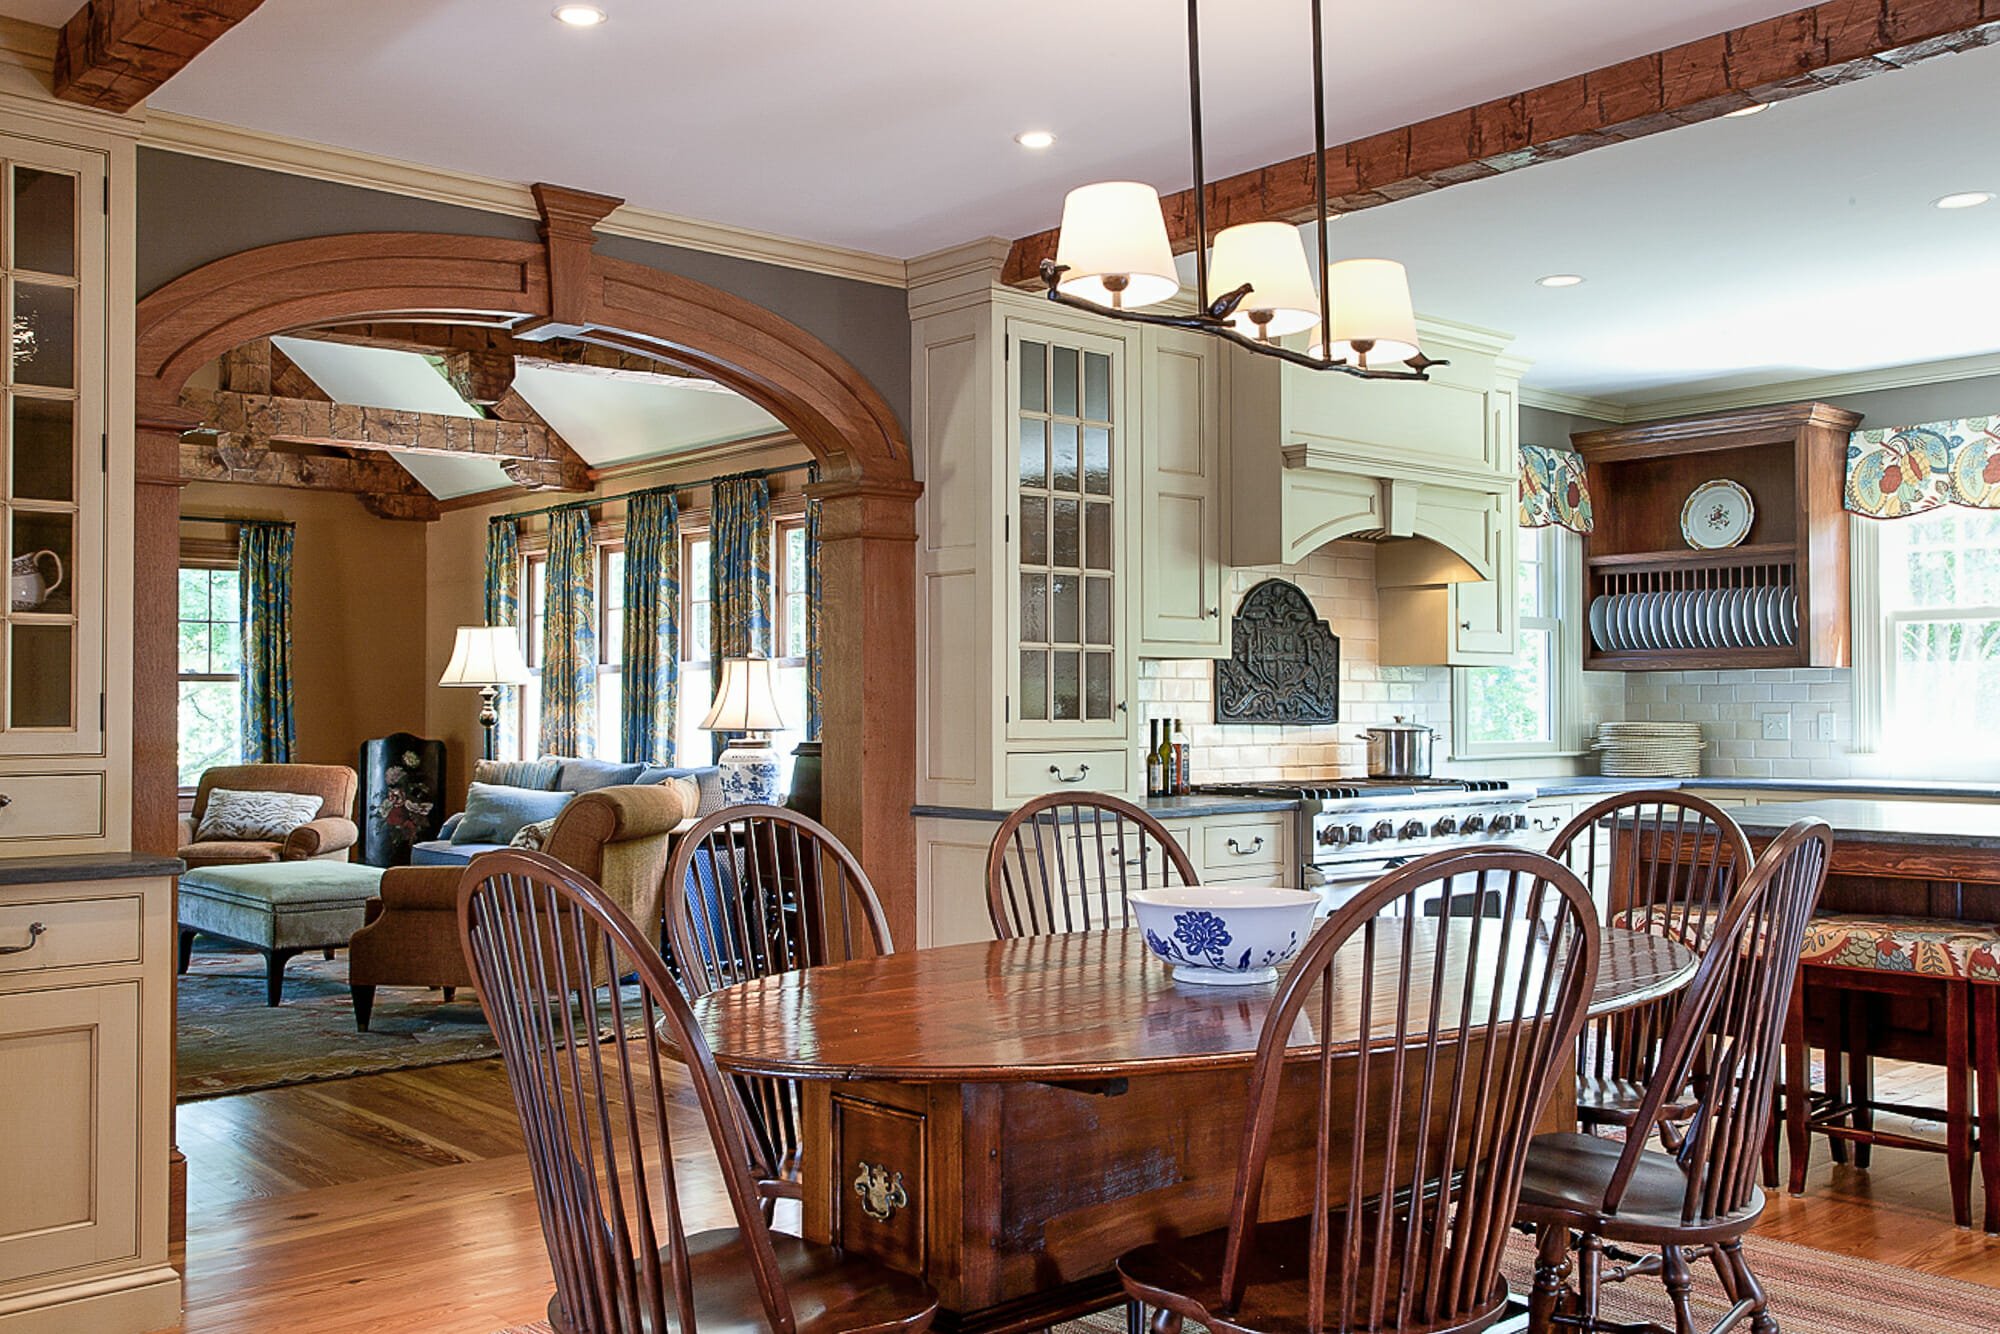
[
  {"x1": 1208, "y1": 221, "x2": 1320, "y2": 338},
  {"x1": 1309, "y1": 258, "x2": 1422, "y2": 366},
  {"x1": 439, "y1": 625, "x2": 531, "y2": 688},
  {"x1": 698, "y1": 656, "x2": 789, "y2": 734},
  {"x1": 1052, "y1": 182, "x2": 1181, "y2": 310}
]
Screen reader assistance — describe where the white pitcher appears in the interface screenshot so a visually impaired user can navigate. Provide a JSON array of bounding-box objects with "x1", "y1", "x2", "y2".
[{"x1": 10, "y1": 550, "x2": 62, "y2": 611}]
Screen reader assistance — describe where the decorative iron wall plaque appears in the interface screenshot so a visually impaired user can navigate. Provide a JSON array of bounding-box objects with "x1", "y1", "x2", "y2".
[{"x1": 1214, "y1": 579, "x2": 1339, "y2": 725}]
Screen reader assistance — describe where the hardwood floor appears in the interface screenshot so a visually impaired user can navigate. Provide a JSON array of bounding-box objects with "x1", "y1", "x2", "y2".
[{"x1": 162, "y1": 1056, "x2": 2000, "y2": 1334}]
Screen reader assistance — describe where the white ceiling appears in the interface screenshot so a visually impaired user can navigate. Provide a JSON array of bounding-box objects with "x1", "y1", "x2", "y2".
[{"x1": 107, "y1": 0, "x2": 1811, "y2": 257}]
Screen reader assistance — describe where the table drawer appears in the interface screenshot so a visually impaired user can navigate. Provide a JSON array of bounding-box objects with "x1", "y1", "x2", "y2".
[
  {"x1": 0, "y1": 893, "x2": 142, "y2": 975},
  {"x1": 1003, "y1": 749, "x2": 1127, "y2": 800},
  {"x1": 1196, "y1": 815, "x2": 1290, "y2": 879},
  {"x1": 0, "y1": 772, "x2": 106, "y2": 842}
]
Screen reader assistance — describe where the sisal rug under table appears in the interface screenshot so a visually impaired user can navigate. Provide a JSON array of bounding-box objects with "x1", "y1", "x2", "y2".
[{"x1": 491, "y1": 1231, "x2": 2000, "y2": 1334}]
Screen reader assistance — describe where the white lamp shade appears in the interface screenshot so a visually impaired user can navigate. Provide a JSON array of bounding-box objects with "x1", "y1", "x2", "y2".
[
  {"x1": 699, "y1": 656, "x2": 789, "y2": 733},
  {"x1": 1309, "y1": 258, "x2": 1422, "y2": 365},
  {"x1": 1052, "y1": 182, "x2": 1181, "y2": 310},
  {"x1": 439, "y1": 625, "x2": 530, "y2": 688},
  {"x1": 1208, "y1": 222, "x2": 1320, "y2": 338}
]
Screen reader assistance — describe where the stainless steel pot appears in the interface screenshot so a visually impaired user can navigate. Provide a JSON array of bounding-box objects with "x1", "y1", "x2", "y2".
[{"x1": 1359, "y1": 716, "x2": 1435, "y2": 779}]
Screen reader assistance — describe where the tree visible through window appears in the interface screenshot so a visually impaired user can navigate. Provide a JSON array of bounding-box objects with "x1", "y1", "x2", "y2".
[
  {"x1": 1877, "y1": 507, "x2": 2000, "y2": 759},
  {"x1": 178, "y1": 566, "x2": 242, "y2": 786},
  {"x1": 1458, "y1": 527, "x2": 1560, "y2": 754}
]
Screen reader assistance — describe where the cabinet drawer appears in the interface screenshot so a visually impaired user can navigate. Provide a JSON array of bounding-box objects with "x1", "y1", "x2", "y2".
[
  {"x1": 1003, "y1": 749, "x2": 1128, "y2": 799},
  {"x1": 0, "y1": 893, "x2": 142, "y2": 975},
  {"x1": 1197, "y1": 816, "x2": 1291, "y2": 879},
  {"x1": 0, "y1": 772, "x2": 106, "y2": 842}
]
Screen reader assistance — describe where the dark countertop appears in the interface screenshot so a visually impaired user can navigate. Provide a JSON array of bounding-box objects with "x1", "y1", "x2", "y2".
[
  {"x1": 914, "y1": 794, "x2": 1302, "y2": 824},
  {"x1": 0, "y1": 852, "x2": 184, "y2": 887},
  {"x1": 1717, "y1": 799, "x2": 2000, "y2": 849},
  {"x1": 1523, "y1": 775, "x2": 2000, "y2": 801}
]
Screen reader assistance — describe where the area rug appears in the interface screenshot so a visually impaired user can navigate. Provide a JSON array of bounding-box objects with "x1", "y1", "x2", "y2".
[
  {"x1": 489, "y1": 1230, "x2": 2000, "y2": 1334},
  {"x1": 178, "y1": 941, "x2": 500, "y2": 1101}
]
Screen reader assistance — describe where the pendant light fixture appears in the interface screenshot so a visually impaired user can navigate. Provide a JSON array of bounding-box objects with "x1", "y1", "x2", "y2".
[{"x1": 1036, "y1": 0, "x2": 1440, "y2": 381}]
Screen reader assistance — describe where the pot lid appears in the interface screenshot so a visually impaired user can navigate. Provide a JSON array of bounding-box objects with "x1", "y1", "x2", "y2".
[{"x1": 1364, "y1": 715, "x2": 1434, "y2": 734}]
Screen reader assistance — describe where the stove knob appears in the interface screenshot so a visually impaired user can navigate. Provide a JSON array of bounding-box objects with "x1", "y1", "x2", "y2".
[
  {"x1": 1432, "y1": 816, "x2": 1458, "y2": 837},
  {"x1": 1398, "y1": 818, "x2": 1426, "y2": 840},
  {"x1": 1347, "y1": 824, "x2": 1366, "y2": 845},
  {"x1": 1508, "y1": 813, "x2": 1530, "y2": 831},
  {"x1": 1369, "y1": 820, "x2": 1395, "y2": 843},
  {"x1": 1461, "y1": 814, "x2": 1486, "y2": 833},
  {"x1": 1318, "y1": 825, "x2": 1346, "y2": 848}
]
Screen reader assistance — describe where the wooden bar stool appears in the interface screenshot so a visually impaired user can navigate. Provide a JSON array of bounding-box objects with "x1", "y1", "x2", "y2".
[{"x1": 1784, "y1": 913, "x2": 2000, "y2": 1230}]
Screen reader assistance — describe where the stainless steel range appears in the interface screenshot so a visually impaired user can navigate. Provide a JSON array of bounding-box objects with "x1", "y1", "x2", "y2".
[{"x1": 1191, "y1": 777, "x2": 1543, "y2": 911}]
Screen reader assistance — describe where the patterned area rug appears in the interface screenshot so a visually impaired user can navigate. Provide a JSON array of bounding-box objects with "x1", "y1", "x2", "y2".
[
  {"x1": 489, "y1": 1230, "x2": 2000, "y2": 1334},
  {"x1": 178, "y1": 941, "x2": 499, "y2": 1101}
]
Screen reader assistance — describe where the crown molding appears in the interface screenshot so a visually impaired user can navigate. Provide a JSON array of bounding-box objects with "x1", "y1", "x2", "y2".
[
  {"x1": 0, "y1": 16, "x2": 54, "y2": 71},
  {"x1": 139, "y1": 110, "x2": 910, "y2": 288},
  {"x1": 1525, "y1": 350, "x2": 2000, "y2": 425},
  {"x1": 1517, "y1": 386, "x2": 1631, "y2": 423}
]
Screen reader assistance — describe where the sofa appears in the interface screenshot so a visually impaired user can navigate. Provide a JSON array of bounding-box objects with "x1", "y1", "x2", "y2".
[
  {"x1": 408, "y1": 755, "x2": 723, "y2": 867},
  {"x1": 346, "y1": 783, "x2": 694, "y2": 1029},
  {"x1": 178, "y1": 763, "x2": 361, "y2": 869}
]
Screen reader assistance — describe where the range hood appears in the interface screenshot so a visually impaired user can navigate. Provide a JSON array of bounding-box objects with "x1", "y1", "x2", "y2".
[{"x1": 1226, "y1": 317, "x2": 1526, "y2": 578}]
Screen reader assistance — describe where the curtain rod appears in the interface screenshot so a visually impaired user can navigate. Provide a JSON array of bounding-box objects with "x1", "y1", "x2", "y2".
[
  {"x1": 492, "y1": 460, "x2": 818, "y2": 525},
  {"x1": 180, "y1": 515, "x2": 294, "y2": 529}
]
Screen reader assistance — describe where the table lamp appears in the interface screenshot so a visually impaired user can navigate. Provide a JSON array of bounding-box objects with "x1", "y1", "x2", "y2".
[
  {"x1": 440, "y1": 625, "x2": 531, "y2": 760},
  {"x1": 699, "y1": 655, "x2": 788, "y2": 805}
]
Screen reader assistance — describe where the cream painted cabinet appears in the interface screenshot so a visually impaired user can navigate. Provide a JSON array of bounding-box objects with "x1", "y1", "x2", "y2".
[{"x1": 1135, "y1": 327, "x2": 1228, "y2": 658}]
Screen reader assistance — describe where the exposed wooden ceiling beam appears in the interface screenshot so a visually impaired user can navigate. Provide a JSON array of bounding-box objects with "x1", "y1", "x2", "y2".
[
  {"x1": 54, "y1": 0, "x2": 267, "y2": 113},
  {"x1": 488, "y1": 388, "x2": 592, "y2": 492},
  {"x1": 285, "y1": 323, "x2": 738, "y2": 392},
  {"x1": 1001, "y1": 0, "x2": 2000, "y2": 285},
  {"x1": 177, "y1": 439, "x2": 440, "y2": 521},
  {"x1": 181, "y1": 389, "x2": 567, "y2": 465},
  {"x1": 442, "y1": 349, "x2": 515, "y2": 407}
]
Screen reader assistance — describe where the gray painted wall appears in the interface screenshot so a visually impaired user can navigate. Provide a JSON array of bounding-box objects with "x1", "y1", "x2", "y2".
[
  {"x1": 1816, "y1": 371, "x2": 2000, "y2": 430},
  {"x1": 1520, "y1": 403, "x2": 1614, "y2": 449},
  {"x1": 135, "y1": 148, "x2": 910, "y2": 429}
]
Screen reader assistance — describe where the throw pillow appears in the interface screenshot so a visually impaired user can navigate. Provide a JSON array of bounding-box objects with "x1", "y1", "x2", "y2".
[
  {"x1": 451, "y1": 783, "x2": 574, "y2": 846},
  {"x1": 196, "y1": 789, "x2": 325, "y2": 842},
  {"x1": 509, "y1": 817, "x2": 559, "y2": 851},
  {"x1": 552, "y1": 755, "x2": 648, "y2": 793},
  {"x1": 471, "y1": 758, "x2": 562, "y2": 790}
]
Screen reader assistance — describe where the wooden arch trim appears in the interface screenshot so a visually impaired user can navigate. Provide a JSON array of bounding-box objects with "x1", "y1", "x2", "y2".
[{"x1": 132, "y1": 229, "x2": 919, "y2": 944}]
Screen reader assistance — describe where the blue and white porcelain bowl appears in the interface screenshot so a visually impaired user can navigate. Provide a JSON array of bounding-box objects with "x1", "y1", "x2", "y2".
[{"x1": 1129, "y1": 886, "x2": 1322, "y2": 987}]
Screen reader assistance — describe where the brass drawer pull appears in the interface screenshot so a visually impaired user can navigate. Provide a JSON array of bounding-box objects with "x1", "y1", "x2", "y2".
[
  {"x1": 0, "y1": 921, "x2": 45, "y2": 956},
  {"x1": 1048, "y1": 764, "x2": 1090, "y2": 784},
  {"x1": 0, "y1": 793, "x2": 12, "y2": 807},
  {"x1": 1226, "y1": 836, "x2": 1267, "y2": 856}
]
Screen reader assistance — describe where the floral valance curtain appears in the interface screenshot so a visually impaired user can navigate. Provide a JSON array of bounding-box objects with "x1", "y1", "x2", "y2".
[
  {"x1": 805, "y1": 469, "x2": 823, "y2": 740},
  {"x1": 238, "y1": 520, "x2": 296, "y2": 764},
  {"x1": 539, "y1": 506, "x2": 597, "y2": 757},
  {"x1": 620, "y1": 490, "x2": 679, "y2": 764},
  {"x1": 1518, "y1": 443, "x2": 1594, "y2": 534},
  {"x1": 710, "y1": 476, "x2": 773, "y2": 675},
  {"x1": 483, "y1": 517, "x2": 520, "y2": 759},
  {"x1": 1845, "y1": 417, "x2": 2000, "y2": 518}
]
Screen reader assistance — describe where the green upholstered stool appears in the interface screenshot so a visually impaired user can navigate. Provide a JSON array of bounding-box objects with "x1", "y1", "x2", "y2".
[{"x1": 177, "y1": 861, "x2": 386, "y2": 1005}]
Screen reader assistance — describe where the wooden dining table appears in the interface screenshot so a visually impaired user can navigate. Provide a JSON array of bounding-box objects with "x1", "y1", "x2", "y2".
[{"x1": 692, "y1": 925, "x2": 1699, "y2": 1334}]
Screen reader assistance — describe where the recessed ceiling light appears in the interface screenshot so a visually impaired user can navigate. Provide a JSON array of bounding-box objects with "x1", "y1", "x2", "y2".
[
  {"x1": 1723, "y1": 102, "x2": 1770, "y2": 119},
  {"x1": 1015, "y1": 130, "x2": 1056, "y2": 150},
  {"x1": 1934, "y1": 191, "x2": 1994, "y2": 210},
  {"x1": 553, "y1": 4, "x2": 607, "y2": 26},
  {"x1": 1537, "y1": 274, "x2": 1585, "y2": 288}
]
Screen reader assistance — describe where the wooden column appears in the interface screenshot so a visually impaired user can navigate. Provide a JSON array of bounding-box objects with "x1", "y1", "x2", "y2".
[{"x1": 811, "y1": 475, "x2": 922, "y2": 949}]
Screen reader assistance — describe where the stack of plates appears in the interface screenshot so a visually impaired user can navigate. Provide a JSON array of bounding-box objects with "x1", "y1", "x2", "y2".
[
  {"x1": 1594, "y1": 722, "x2": 1706, "y2": 778},
  {"x1": 1588, "y1": 586, "x2": 1798, "y2": 653}
]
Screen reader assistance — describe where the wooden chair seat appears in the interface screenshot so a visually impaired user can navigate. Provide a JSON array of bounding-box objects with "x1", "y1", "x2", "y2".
[
  {"x1": 1575, "y1": 1074, "x2": 1697, "y2": 1129},
  {"x1": 1118, "y1": 1215, "x2": 1504, "y2": 1334},
  {"x1": 1517, "y1": 1131, "x2": 1765, "y2": 1245},
  {"x1": 545, "y1": 1228, "x2": 937, "y2": 1334}
]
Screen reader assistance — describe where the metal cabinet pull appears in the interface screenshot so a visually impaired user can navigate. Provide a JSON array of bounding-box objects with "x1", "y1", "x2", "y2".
[
  {"x1": 0, "y1": 793, "x2": 12, "y2": 807},
  {"x1": 0, "y1": 922, "x2": 45, "y2": 956},
  {"x1": 1226, "y1": 836, "x2": 1266, "y2": 856},
  {"x1": 1048, "y1": 763, "x2": 1090, "y2": 784}
]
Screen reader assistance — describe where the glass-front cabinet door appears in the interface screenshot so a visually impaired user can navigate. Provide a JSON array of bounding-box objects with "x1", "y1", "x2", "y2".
[
  {"x1": 0, "y1": 137, "x2": 104, "y2": 755},
  {"x1": 1008, "y1": 320, "x2": 1128, "y2": 742}
]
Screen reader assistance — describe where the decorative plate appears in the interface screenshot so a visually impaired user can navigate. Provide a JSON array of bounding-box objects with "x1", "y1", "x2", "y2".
[{"x1": 1680, "y1": 480, "x2": 1755, "y2": 550}]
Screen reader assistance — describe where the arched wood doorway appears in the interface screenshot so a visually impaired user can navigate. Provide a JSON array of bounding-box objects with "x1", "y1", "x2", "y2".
[{"x1": 133, "y1": 210, "x2": 920, "y2": 940}]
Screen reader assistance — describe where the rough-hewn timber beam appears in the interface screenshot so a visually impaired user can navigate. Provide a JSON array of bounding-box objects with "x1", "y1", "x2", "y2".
[
  {"x1": 181, "y1": 389, "x2": 564, "y2": 464},
  {"x1": 442, "y1": 349, "x2": 515, "y2": 407},
  {"x1": 286, "y1": 323, "x2": 735, "y2": 392},
  {"x1": 488, "y1": 388, "x2": 591, "y2": 492},
  {"x1": 55, "y1": 0, "x2": 267, "y2": 113},
  {"x1": 177, "y1": 439, "x2": 439, "y2": 521},
  {"x1": 1002, "y1": 0, "x2": 2000, "y2": 285}
]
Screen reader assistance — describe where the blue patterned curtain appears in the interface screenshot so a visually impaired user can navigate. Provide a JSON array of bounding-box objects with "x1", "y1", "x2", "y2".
[
  {"x1": 483, "y1": 517, "x2": 520, "y2": 758},
  {"x1": 620, "y1": 490, "x2": 679, "y2": 763},
  {"x1": 238, "y1": 521, "x2": 296, "y2": 763},
  {"x1": 805, "y1": 472, "x2": 823, "y2": 739},
  {"x1": 709, "y1": 476, "x2": 772, "y2": 675},
  {"x1": 539, "y1": 507, "x2": 597, "y2": 757}
]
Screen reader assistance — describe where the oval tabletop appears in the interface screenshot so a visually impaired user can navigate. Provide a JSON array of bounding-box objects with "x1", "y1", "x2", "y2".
[{"x1": 691, "y1": 925, "x2": 1697, "y2": 1084}]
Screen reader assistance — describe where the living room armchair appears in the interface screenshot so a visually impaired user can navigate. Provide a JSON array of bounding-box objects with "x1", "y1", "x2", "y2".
[
  {"x1": 179, "y1": 763, "x2": 361, "y2": 870},
  {"x1": 346, "y1": 782, "x2": 694, "y2": 1030}
]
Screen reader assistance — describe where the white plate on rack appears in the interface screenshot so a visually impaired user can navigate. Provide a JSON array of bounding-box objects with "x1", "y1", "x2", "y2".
[
  {"x1": 1644, "y1": 592, "x2": 1666, "y2": 650},
  {"x1": 1681, "y1": 479, "x2": 1756, "y2": 550},
  {"x1": 1721, "y1": 589, "x2": 1746, "y2": 648},
  {"x1": 1780, "y1": 588, "x2": 1799, "y2": 645},
  {"x1": 1704, "y1": 591, "x2": 1725, "y2": 649},
  {"x1": 1589, "y1": 596, "x2": 1611, "y2": 651},
  {"x1": 1619, "y1": 594, "x2": 1639, "y2": 651}
]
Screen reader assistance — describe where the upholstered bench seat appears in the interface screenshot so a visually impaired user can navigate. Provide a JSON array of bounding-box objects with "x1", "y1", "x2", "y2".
[
  {"x1": 177, "y1": 860, "x2": 385, "y2": 1005},
  {"x1": 1799, "y1": 913, "x2": 2000, "y2": 981}
]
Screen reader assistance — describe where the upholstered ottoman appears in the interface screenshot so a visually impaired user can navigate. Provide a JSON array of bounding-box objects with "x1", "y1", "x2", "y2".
[{"x1": 176, "y1": 861, "x2": 386, "y2": 1005}]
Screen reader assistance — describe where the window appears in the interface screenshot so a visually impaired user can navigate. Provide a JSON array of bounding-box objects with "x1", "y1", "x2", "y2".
[
  {"x1": 676, "y1": 518, "x2": 810, "y2": 779},
  {"x1": 677, "y1": 531, "x2": 713, "y2": 763},
  {"x1": 597, "y1": 543, "x2": 625, "y2": 759},
  {"x1": 517, "y1": 551, "x2": 548, "y2": 756},
  {"x1": 778, "y1": 520, "x2": 809, "y2": 660},
  {"x1": 1453, "y1": 526, "x2": 1569, "y2": 758},
  {"x1": 178, "y1": 565, "x2": 242, "y2": 786},
  {"x1": 1864, "y1": 507, "x2": 2000, "y2": 768}
]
